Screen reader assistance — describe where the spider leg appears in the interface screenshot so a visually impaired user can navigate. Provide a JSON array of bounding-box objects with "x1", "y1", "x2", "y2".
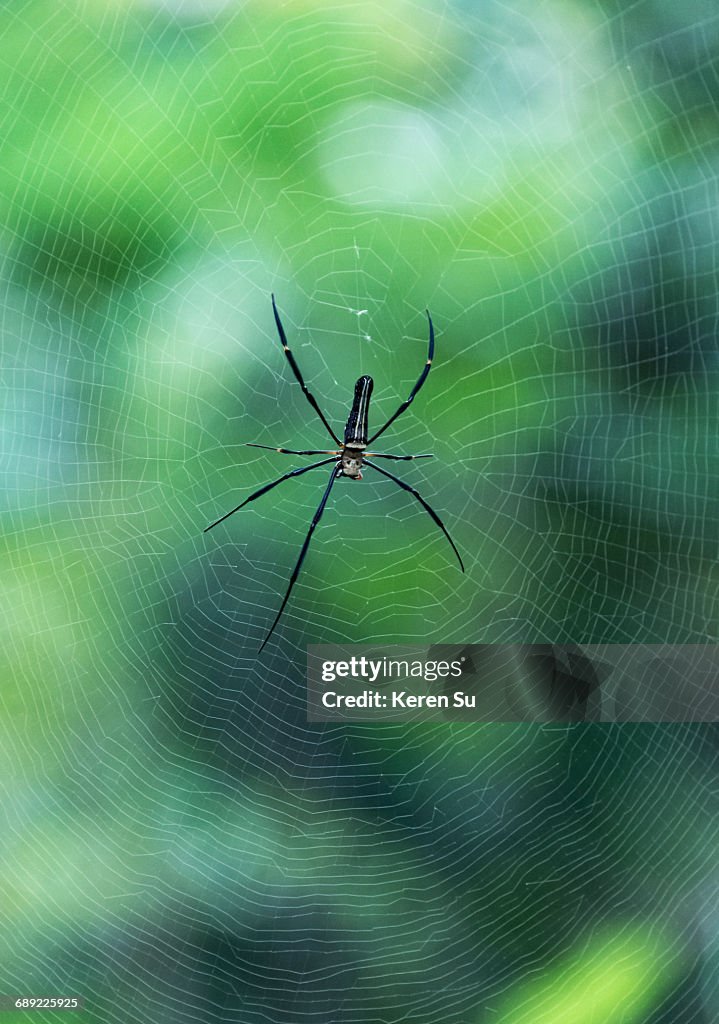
[
  {"x1": 364, "y1": 459, "x2": 464, "y2": 572},
  {"x1": 204, "y1": 457, "x2": 337, "y2": 533},
  {"x1": 365, "y1": 452, "x2": 434, "y2": 461},
  {"x1": 247, "y1": 443, "x2": 341, "y2": 456},
  {"x1": 259, "y1": 463, "x2": 342, "y2": 652},
  {"x1": 366, "y1": 310, "x2": 434, "y2": 445},
  {"x1": 272, "y1": 295, "x2": 342, "y2": 445}
]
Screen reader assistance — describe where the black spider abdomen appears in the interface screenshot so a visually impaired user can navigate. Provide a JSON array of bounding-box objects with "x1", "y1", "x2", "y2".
[{"x1": 344, "y1": 375, "x2": 373, "y2": 447}]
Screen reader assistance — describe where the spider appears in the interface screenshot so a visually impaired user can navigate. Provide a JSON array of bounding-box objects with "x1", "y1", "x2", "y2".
[{"x1": 205, "y1": 295, "x2": 464, "y2": 651}]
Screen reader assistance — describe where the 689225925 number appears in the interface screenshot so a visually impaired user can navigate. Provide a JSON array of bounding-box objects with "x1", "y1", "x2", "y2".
[{"x1": 0, "y1": 997, "x2": 83, "y2": 1010}]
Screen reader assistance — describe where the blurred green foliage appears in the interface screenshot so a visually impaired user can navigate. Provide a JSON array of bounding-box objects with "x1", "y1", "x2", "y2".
[{"x1": 1, "y1": 1, "x2": 718, "y2": 1022}]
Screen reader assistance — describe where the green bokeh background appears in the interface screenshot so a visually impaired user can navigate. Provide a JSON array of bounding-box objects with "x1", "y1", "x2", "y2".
[{"x1": 1, "y1": 1, "x2": 718, "y2": 1022}]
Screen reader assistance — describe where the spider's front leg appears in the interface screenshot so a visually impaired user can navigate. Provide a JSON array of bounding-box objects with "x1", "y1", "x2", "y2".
[
  {"x1": 364, "y1": 459, "x2": 464, "y2": 572},
  {"x1": 259, "y1": 463, "x2": 342, "y2": 652},
  {"x1": 204, "y1": 456, "x2": 337, "y2": 532}
]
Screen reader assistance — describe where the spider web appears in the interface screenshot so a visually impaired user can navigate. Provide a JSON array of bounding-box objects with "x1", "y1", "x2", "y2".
[{"x1": 2, "y1": 0, "x2": 719, "y2": 1022}]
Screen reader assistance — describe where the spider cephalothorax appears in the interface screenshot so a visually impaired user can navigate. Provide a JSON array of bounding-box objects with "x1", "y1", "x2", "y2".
[
  {"x1": 205, "y1": 295, "x2": 464, "y2": 651},
  {"x1": 340, "y1": 445, "x2": 365, "y2": 479}
]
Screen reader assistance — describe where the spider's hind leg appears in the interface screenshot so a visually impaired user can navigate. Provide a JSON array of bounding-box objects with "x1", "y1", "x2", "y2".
[{"x1": 271, "y1": 295, "x2": 342, "y2": 445}]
